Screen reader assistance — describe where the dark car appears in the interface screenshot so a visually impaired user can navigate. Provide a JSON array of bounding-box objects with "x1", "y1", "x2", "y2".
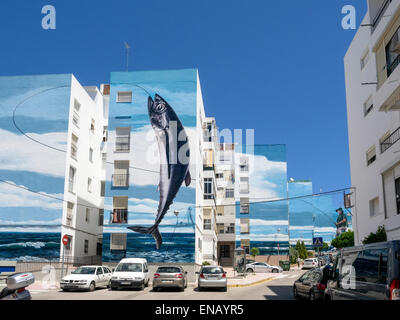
[
  {"x1": 293, "y1": 266, "x2": 331, "y2": 300},
  {"x1": 152, "y1": 266, "x2": 188, "y2": 292},
  {"x1": 325, "y1": 240, "x2": 400, "y2": 300}
]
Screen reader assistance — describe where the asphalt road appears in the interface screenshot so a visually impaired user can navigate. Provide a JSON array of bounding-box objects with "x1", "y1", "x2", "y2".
[{"x1": 31, "y1": 270, "x2": 305, "y2": 300}]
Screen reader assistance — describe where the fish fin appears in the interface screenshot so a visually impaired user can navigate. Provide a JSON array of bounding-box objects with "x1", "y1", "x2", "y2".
[
  {"x1": 185, "y1": 170, "x2": 191, "y2": 187},
  {"x1": 151, "y1": 226, "x2": 162, "y2": 250}
]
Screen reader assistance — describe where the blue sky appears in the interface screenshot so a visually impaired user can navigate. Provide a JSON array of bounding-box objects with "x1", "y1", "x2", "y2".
[{"x1": 0, "y1": 0, "x2": 368, "y2": 194}]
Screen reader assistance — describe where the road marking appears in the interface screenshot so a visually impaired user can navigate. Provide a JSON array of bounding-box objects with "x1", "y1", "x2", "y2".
[
  {"x1": 274, "y1": 274, "x2": 289, "y2": 279},
  {"x1": 289, "y1": 274, "x2": 298, "y2": 279}
]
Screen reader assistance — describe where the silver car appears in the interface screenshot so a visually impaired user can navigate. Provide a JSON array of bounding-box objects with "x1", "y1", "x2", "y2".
[
  {"x1": 246, "y1": 262, "x2": 283, "y2": 273},
  {"x1": 197, "y1": 266, "x2": 227, "y2": 292},
  {"x1": 152, "y1": 266, "x2": 188, "y2": 292}
]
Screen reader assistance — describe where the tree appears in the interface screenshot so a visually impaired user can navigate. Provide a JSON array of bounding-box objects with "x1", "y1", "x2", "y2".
[
  {"x1": 331, "y1": 230, "x2": 354, "y2": 249},
  {"x1": 202, "y1": 261, "x2": 211, "y2": 266},
  {"x1": 322, "y1": 242, "x2": 329, "y2": 251},
  {"x1": 289, "y1": 247, "x2": 298, "y2": 264},
  {"x1": 250, "y1": 247, "x2": 260, "y2": 260},
  {"x1": 363, "y1": 226, "x2": 387, "y2": 244},
  {"x1": 295, "y1": 240, "x2": 308, "y2": 259}
]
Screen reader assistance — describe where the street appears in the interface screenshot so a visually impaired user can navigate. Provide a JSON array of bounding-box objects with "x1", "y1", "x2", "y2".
[{"x1": 31, "y1": 270, "x2": 305, "y2": 300}]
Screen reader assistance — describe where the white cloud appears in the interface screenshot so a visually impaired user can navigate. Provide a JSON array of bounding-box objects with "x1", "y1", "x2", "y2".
[
  {"x1": 0, "y1": 218, "x2": 61, "y2": 225},
  {"x1": 289, "y1": 225, "x2": 313, "y2": 230},
  {"x1": 236, "y1": 219, "x2": 288, "y2": 226},
  {"x1": 234, "y1": 152, "x2": 286, "y2": 200},
  {"x1": 242, "y1": 233, "x2": 289, "y2": 242},
  {"x1": 0, "y1": 129, "x2": 67, "y2": 177},
  {"x1": 314, "y1": 227, "x2": 337, "y2": 233},
  {"x1": 0, "y1": 181, "x2": 63, "y2": 210}
]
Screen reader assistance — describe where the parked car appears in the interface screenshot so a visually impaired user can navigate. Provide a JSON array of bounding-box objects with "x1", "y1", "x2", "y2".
[
  {"x1": 325, "y1": 241, "x2": 400, "y2": 300},
  {"x1": 0, "y1": 272, "x2": 34, "y2": 300},
  {"x1": 197, "y1": 266, "x2": 227, "y2": 292},
  {"x1": 153, "y1": 266, "x2": 188, "y2": 292},
  {"x1": 303, "y1": 258, "x2": 319, "y2": 269},
  {"x1": 318, "y1": 255, "x2": 329, "y2": 266},
  {"x1": 293, "y1": 267, "x2": 330, "y2": 300},
  {"x1": 110, "y1": 258, "x2": 149, "y2": 290},
  {"x1": 60, "y1": 266, "x2": 113, "y2": 292},
  {"x1": 246, "y1": 262, "x2": 282, "y2": 273}
]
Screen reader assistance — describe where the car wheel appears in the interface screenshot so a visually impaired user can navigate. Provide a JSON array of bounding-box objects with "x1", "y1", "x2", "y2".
[
  {"x1": 62, "y1": 288, "x2": 69, "y2": 292},
  {"x1": 198, "y1": 286, "x2": 203, "y2": 292},
  {"x1": 272, "y1": 269, "x2": 278, "y2": 273},
  {"x1": 153, "y1": 287, "x2": 158, "y2": 292},
  {"x1": 246, "y1": 268, "x2": 253, "y2": 273},
  {"x1": 309, "y1": 290, "x2": 316, "y2": 301},
  {"x1": 89, "y1": 281, "x2": 95, "y2": 292}
]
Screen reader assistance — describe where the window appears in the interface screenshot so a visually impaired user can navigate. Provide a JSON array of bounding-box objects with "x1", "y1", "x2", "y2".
[
  {"x1": 204, "y1": 178, "x2": 214, "y2": 200},
  {"x1": 117, "y1": 91, "x2": 132, "y2": 103},
  {"x1": 240, "y1": 218, "x2": 250, "y2": 234},
  {"x1": 90, "y1": 118, "x2": 95, "y2": 134},
  {"x1": 350, "y1": 248, "x2": 388, "y2": 284},
  {"x1": 198, "y1": 237, "x2": 202, "y2": 251},
  {"x1": 87, "y1": 177, "x2": 93, "y2": 193},
  {"x1": 385, "y1": 27, "x2": 400, "y2": 77},
  {"x1": 113, "y1": 160, "x2": 129, "y2": 187},
  {"x1": 111, "y1": 196, "x2": 128, "y2": 224},
  {"x1": 366, "y1": 146, "x2": 376, "y2": 166},
  {"x1": 240, "y1": 197, "x2": 249, "y2": 214},
  {"x1": 220, "y1": 245, "x2": 231, "y2": 258},
  {"x1": 96, "y1": 267, "x2": 103, "y2": 275},
  {"x1": 115, "y1": 127, "x2": 131, "y2": 152},
  {"x1": 98, "y1": 209, "x2": 104, "y2": 226},
  {"x1": 203, "y1": 123, "x2": 213, "y2": 142},
  {"x1": 66, "y1": 202, "x2": 74, "y2": 226},
  {"x1": 227, "y1": 223, "x2": 235, "y2": 234},
  {"x1": 68, "y1": 166, "x2": 76, "y2": 193},
  {"x1": 110, "y1": 233, "x2": 127, "y2": 251},
  {"x1": 85, "y1": 208, "x2": 90, "y2": 223},
  {"x1": 369, "y1": 197, "x2": 380, "y2": 217},
  {"x1": 225, "y1": 188, "x2": 234, "y2": 198},
  {"x1": 84, "y1": 240, "x2": 89, "y2": 254},
  {"x1": 395, "y1": 177, "x2": 400, "y2": 215},
  {"x1": 363, "y1": 96, "x2": 373, "y2": 117},
  {"x1": 239, "y1": 177, "x2": 249, "y2": 193},
  {"x1": 74, "y1": 99, "x2": 81, "y2": 112},
  {"x1": 71, "y1": 134, "x2": 78, "y2": 160},
  {"x1": 89, "y1": 148, "x2": 93, "y2": 163},
  {"x1": 203, "y1": 219, "x2": 212, "y2": 230},
  {"x1": 360, "y1": 50, "x2": 370, "y2": 70},
  {"x1": 100, "y1": 181, "x2": 105, "y2": 197},
  {"x1": 72, "y1": 111, "x2": 80, "y2": 128}
]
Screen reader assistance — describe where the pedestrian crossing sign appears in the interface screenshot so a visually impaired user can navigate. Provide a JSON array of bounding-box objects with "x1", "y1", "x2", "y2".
[{"x1": 313, "y1": 237, "x2": 323, "y2": 247}]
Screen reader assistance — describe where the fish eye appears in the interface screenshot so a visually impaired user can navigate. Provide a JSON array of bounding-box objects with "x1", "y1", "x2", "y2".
[{"x1": 156, "y1": 103, "x2": 165, "y2": 112}]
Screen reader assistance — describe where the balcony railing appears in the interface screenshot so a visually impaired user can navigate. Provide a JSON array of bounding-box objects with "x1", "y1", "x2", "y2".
[
  {"x1": 381, "y1": 127, "x2": 400, "y2": 153},
  {"x1": 115, "y1": 136, "x2": 130, "y2": 152},
  {"x1": 112, "y1": 174, "x2": 129, "y2": 187}
]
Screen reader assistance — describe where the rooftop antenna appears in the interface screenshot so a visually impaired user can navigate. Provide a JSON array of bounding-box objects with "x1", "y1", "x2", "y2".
[{"x1": 124, "y1": 41, "x2": 130, "y2": 72}]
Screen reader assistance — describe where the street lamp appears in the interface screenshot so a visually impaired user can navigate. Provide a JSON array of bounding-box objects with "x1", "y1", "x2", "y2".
[{"x1": 277, "y1": 228, "x2": 281, "y2": 256}]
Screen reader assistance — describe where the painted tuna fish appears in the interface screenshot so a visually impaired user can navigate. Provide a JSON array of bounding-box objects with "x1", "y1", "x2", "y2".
[{"x1": 127, "y1": 94, "x2": 191, "y2": 249}]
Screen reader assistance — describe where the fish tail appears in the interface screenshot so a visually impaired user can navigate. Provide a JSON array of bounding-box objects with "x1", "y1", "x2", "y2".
[{"x1": 127, "y1": 225, "x2": 163, "y2": 250}]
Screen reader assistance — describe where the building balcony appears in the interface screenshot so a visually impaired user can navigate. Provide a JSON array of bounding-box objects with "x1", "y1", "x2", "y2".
[
  {"x1": 112, "y1": 174, "x2": 129, "y2": 188},
  {"x1": 115, "y1": 136, "x2": 130, "y2": 152},
  {"x1": 381, "y1": 126, "x2": 400, "y2": 153}
]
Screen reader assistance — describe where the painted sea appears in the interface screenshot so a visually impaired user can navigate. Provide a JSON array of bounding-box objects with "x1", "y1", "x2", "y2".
[{"x1": 0, "y1": 232, "x2": 300, "y2": 262}]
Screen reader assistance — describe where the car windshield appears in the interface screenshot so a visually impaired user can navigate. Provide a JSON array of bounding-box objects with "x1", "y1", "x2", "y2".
[
  {"x1": 72, "y1": 267, "x2": 96, "y2": 274},
  {"x1": 115, "y1": 263, "x2": 142, "y2": 272},
  {"x1": 305, "y1": 259, "x2": 314, "y2": 262},
  {"x1": 202, "y1": 267, "x2": 224, "y2": 274},
  {"x1": 157, "y1": 267, "x2": 181, "y2": 273}
]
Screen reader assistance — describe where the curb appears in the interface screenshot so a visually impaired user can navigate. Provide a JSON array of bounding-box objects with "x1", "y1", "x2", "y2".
[{"x1": 227, "y1": 277, "x2": 275, "y2": 288}]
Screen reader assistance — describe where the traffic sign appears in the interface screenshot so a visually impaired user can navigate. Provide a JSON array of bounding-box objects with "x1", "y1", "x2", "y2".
[
  {"x1": 313, "y1": 237, "x2": 323, "y2": 247},
  {"x1": 62, "y1": 235, "x2": 69, "y2": 246}
]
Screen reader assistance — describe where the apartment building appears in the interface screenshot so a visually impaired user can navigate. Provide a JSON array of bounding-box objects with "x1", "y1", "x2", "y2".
[
  {"x1": 60, "y1": 78, "x2": 107, "y2": 263},
  {"x1": 345, "y1": 0, "x2": 400, "y2": 244}
]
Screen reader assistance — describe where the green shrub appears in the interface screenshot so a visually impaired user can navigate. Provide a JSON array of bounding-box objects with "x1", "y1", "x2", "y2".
[
  {"x1": 331, "y1": 230, "x2": 354, "y2": 249},
  {"x1": 202, "y1": 261, "x2": 211, "y2": 266},
  {"x1": 363, "y1": 226, "x2": 387, "y2": 244}
]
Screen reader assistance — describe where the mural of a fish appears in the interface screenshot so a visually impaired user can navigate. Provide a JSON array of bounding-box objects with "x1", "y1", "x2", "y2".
[{"x1": 127, "y1": 94, "x2": 191, "y2": 249}]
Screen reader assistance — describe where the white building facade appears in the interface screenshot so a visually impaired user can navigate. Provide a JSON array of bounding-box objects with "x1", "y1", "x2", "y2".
[{"x1": 345, "y1": 0, "x2": 400, "y2": 244}]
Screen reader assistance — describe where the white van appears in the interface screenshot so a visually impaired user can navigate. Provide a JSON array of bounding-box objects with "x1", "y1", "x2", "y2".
[{"x1": 110, "y1": 258, "x2": 149, "y2": 290}]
